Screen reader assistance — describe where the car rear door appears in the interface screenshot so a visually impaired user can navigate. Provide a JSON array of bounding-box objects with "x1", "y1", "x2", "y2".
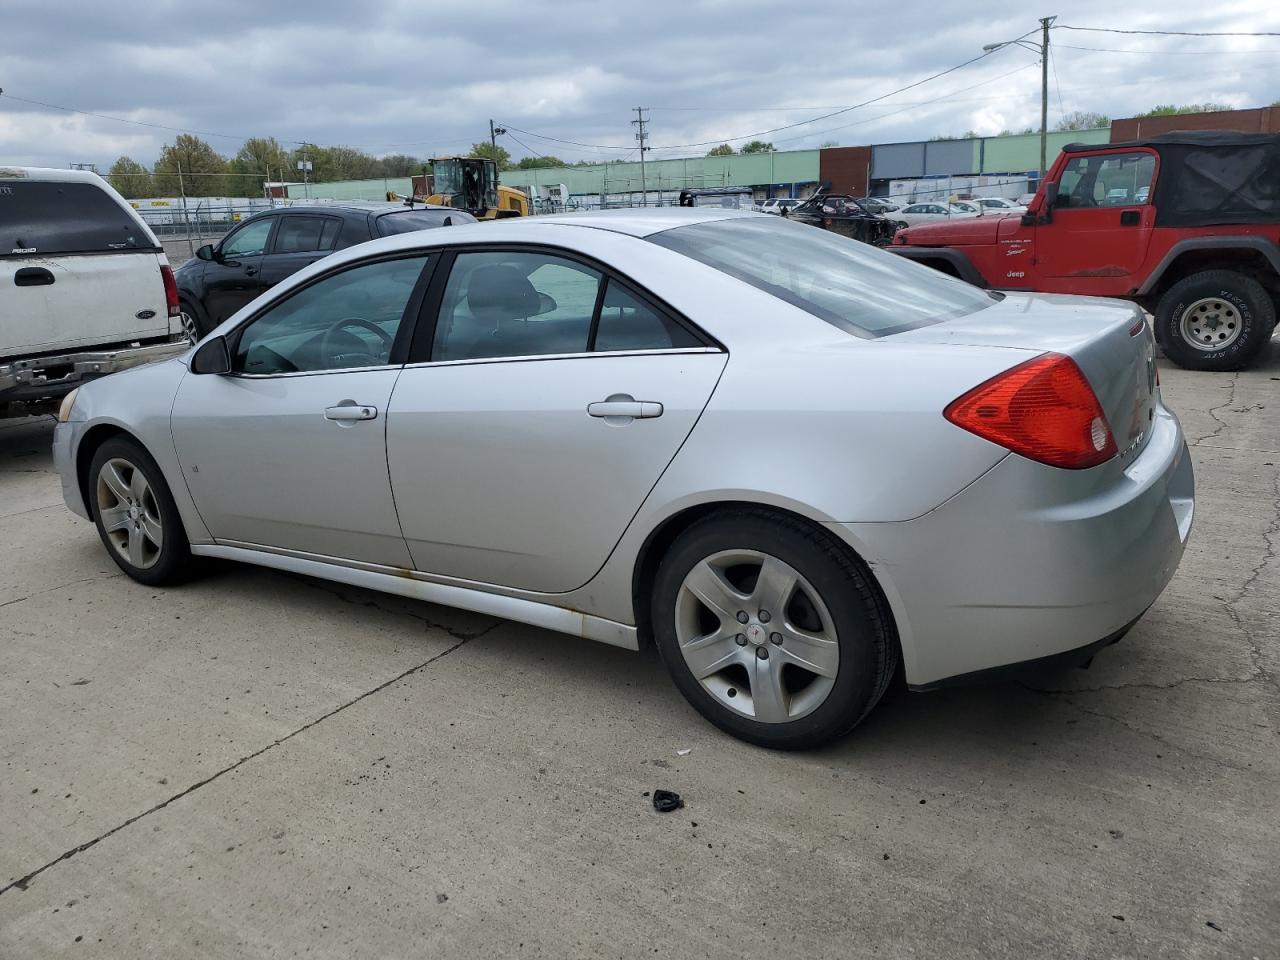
[
  {"x1": 1, "y1": 176, "x2": 170, "y2": 358},
  {"x1": 202, "y1": 215, "x2": 275, "y2": 325},
  {"x1": 256, "y1": 214, "x2": 342, "y2": 291},
  {"x1": 385, "y1": 246, "x2": 726, "y2": 593}
]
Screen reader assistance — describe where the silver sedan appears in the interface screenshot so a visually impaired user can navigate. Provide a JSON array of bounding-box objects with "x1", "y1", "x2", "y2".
[{"x1": 52, "y1": 210, "x2": 1194, "y2": 749}]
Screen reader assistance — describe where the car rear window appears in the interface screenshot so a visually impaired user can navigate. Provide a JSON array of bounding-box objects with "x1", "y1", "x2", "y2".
[
  {"x1": 375, "y1": 209, "x2": 474, "y2": 237},
  {"x1": 649, "y1": 216, "x2": 998, "y2": 338},
  {"x1": 1, "y1": 179, "x2": 153, "y2": 258}
]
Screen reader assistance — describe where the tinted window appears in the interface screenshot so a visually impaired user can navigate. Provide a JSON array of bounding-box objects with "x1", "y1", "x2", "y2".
[
  {"x1": 274, "y1": 216, "x2": 335, "y2": 253},
  {"x1": 376, "y1": 209, "x2": 476, "y2": 237},
  {"x1": 0, "y1": 180, "x2": 150, "y2": 258},
  {"x1": 594, "y1": 280, "x2": 701, "y2": 352},
  {"x1": 650, "y1": 216, "x2": 996, "y2": 338},
  {"x1": 221, "y1": 218, "x2": 274, "y2": 258},
  {"x1": 233, "y1": 256, "x2": 428, "y2": 374},
  {"x1": 433, "y1": 251, "x2": 601, "y2": 361}
]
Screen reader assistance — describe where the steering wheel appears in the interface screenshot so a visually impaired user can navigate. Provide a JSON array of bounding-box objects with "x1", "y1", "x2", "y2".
[{"x1": 318, "y1": 317, "x2": 394, "y2": 368}]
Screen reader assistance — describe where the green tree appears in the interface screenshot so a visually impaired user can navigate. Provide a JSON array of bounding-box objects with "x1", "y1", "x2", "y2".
[
  {"x1": 516, "y1": 155, "x2": 566, "y2": 169},
  {"x1": 107, "y1": 156, "x2": 154, "y2": 199},
  {"x1": 740, "y1": 140, "x2": 775, "y2": 154},
  {"x1": 707, "y1": 143, "x2": 735, "y2": 156},
  {"x1": 229, "y1": 137, "x2": 291, "y2": 196},
  {"x1": 371, "y1": 154, "x2": 427, "y2": 178},
  {"x1": 818, "y1": 140, "x2": 839, "y2": 148},
  {"x1": 153, "y1": 134, "x2": 230, "y2": 197},
  {"x1": 1055, "y1": 110, "x2": 1110, "y2": 131},
  {"x1": 1135, "y1": 103, "x2": 1232, "y2": 117},
  {"x1": 468, "y1": 142, "x2": 513, "y2": 170}
]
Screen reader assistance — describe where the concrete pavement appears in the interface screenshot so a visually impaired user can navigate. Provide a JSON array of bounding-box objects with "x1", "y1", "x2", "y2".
[{"x1": 1, "y1": 347, "x2": 1277, "y2": 958}]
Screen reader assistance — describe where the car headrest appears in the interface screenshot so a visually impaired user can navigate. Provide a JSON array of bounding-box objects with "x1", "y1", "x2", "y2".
[{"x1": 467, "y1": 264, "x2": 541, "y2": 322}]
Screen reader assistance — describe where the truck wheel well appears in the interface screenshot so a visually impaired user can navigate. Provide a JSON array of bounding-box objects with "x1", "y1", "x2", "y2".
[
  {"x1": 630, "y1": 501, "x2": 896, "y2": 655},
  {"x1": 1146, "y1": 249, "x2": 1280, "y2": 305},
  {"x1": 913, "y1": 257, "x2": 962, "y2": 279},
  {"x1": 74, "y1": 424, "x2": 132, "y2": 515}
]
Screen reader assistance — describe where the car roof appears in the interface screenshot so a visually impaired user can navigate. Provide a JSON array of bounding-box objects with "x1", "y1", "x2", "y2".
[
  {"x1": 524, "y1": 207, "x2": 761, "y2": 238},
  {"x1": 270, "y1": 201, "x2": 458, "y2": 218},
  {"x1": 0, "y1": 166, "x2": 109, "y2": 184}
]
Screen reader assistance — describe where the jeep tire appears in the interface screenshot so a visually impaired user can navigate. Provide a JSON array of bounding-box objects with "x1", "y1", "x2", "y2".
[{"x1": 1154, "y1": 269, "x2": 1275, "y2": 371}]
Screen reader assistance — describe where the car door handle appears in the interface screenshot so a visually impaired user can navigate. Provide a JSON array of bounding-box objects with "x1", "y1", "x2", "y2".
[
  {"x1": 587, "y1": 396, "x2": 663, "y2": 421},
  {"x1": 245, "y1": 266, "x2": 259, "y2": 276},
  {"x1": 324, "y1": 402, "x2": 378, "y2": 422},
  {"x1": 1119, "y1": 210, "x2": 1140, "y2": 226},
  {"x1": 14, "y1": 267, "x2": 55, "y2": 286}
]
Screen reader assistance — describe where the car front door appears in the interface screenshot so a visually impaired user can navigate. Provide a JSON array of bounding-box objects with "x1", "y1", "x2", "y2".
[
  {"x1": 171, "y1": 252, "x2": 435, "y2": 566},
  {"x1": 1037, "y1": 150, "x2": 1158, "y2": 294},
  {"x1": 386, "y1": 247, "x2": 727, "y2": 593},
  {"x1": 203, "y1": 216, "x2": 275, "y2": 325},
  {"x1": 257, "y1": 214, "x2": 342, "y2": 291}
]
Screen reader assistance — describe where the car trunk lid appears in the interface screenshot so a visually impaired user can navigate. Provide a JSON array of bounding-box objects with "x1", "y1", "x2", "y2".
[{"x1": 894, "y1": 292, "x2": 1158, "y2": 465}]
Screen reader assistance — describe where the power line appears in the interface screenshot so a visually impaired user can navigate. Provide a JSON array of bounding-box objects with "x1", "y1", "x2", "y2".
[
  {"x1": 1056, "y1": 42, "x2": 1280, "y2": 54},
  {"x1": 500, "y1": 35, "x2": 1036, "y2": 154},
  {"x1": 1055, "y1": 24, "x2": 1280, "y2": 37}
]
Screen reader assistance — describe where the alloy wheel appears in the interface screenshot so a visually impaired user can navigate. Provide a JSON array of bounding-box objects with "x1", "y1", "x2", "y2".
[
  {"x1": 675, "y1": 549, "x2": 839, "y2": 723},
  {"x1": 96, "y1": 458, "x2": 164, "y2": 569},
  {"x1": 1179, "y1": 297, "x2": 1241, "y2": 351},
  {"x1": 179, "y1": 309, "x2": 200, "y2": 343}
]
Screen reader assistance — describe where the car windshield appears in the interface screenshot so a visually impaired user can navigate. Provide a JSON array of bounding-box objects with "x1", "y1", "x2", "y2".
[{"x1": 649, "y1": 216, "x2": 998, "y2": 338}]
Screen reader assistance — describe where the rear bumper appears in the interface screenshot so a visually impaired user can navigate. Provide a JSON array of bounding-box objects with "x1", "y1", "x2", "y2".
[
  {"x1": 833, "y1": 404, "x2": 1194, "y2": 688},
  {"x1": 0, "y1": 336, "x2": 190, "y2": 403}
]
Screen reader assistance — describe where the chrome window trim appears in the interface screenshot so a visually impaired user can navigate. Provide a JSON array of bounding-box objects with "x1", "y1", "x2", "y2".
[
  {"x1": 399, "y1": 346, "x2": 723, "y2": 371},
  {"x1": 225, "y1": 363, "x2": 404, "y2": 381}
]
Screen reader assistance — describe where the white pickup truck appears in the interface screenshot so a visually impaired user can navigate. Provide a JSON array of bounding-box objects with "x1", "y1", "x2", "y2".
[{"x1": 1, "y1": 166, "x2": 190, "y2": 417}]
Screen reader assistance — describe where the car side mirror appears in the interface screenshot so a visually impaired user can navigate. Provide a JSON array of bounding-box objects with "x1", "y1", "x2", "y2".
[
  {"x1": 195, "y1": 244, "x2": 216, "y2": 261},
  {"x1": 191, "y1": 335, "x2": 231, "y2": 374},
  {"x1": 1043, "y1": 181, "x2": 1058, "y2": 208}
]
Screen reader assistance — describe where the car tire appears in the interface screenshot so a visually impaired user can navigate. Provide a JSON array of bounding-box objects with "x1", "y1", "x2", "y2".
[
  {"x1": 650, "y1": 509, "x2": 897, "y2": 750},
  {"x1": 88, "y1": 436, "x2": 194, "y2": 586},
  {"x1": 178, "y1": 298, "x2": 209, "y2": 342},
  {"x1": 1154, "y1": 270, "x2": 1275, "y2": 371}
]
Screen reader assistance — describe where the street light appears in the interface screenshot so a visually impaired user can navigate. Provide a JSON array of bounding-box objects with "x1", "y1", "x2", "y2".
[{"x1": 984, "y1": 16, "x2": 1056, "y2": 184}]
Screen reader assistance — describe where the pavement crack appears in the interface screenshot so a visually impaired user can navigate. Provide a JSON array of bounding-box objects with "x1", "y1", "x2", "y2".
[
  {"x1": 1187, "y1": 372, "x2": 1239, "y2": 447},
  {"x1": 1025, "y1": 675, "x2": 1263, "y2": 694},
  {"x1": 1219, "y1": 466, "x2": 1280, "y2": 694},
  {"x1": 280, "y1": 572, "x2": 502, "y2": 640},
  {"x1": 0, "y1": 629, "x2": 491, "y2": 897},
  {"x1": 0, "y1": 502, "x2": 65, "y2": 521},
  {"x1": 0, "y1": 574, "x2": 122, "y2": 610}
]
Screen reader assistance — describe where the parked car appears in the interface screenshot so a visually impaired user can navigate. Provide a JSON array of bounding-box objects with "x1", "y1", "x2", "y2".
[
  {"x1": 895, "y1": 202, "x2": 984, "y2": 226},
  {"x1": 973, "y1": 197, "x2": 1027, "y2": 214},
  {"x1": 54, "y1": 209, "x2": 1192, "y2": 749},
  {"x1": 787, "y1": 193, "x2": 900, "y2": 245},
  {"x1": 891, "y1": 131, "x2": 1280, "y2": 371},
  {"x1": 174, "y1": 202, "x2": 474, "y2": 339},
  {"x1": 1, "y1": 167, "x2": 189, "y2": 419},
  {"x1": 1017, "y1": 193, "x2": 1037, "y2": 205},
  {"x1": 758, "y1": 198, "x2": 802, "y2": 215},
  {"x1": 858, "y1": 198, "x2": 902, "y2": 215}
]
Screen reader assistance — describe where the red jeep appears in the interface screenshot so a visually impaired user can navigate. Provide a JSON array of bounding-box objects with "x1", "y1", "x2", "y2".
[{"x1": 890, "y1": 132, "x2": 1280, "y2": 371}]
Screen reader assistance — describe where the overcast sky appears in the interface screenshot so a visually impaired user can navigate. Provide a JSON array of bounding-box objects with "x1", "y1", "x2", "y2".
[{"x1": 1, "y1": 0, "x2": 1278, "y2": 171}]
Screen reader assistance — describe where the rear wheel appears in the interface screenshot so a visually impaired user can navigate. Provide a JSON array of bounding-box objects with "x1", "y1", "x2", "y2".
[
  {"x1": 178, "y1": 299, "x2": 208, "y2": 342},
  {"x1": 88, "y1": 437, "x2": 194, "y2": 586},
  {"x1": 651, "y1": 509, "x2": 897, "y2": 750},
  {"x1": 1154, "y1": 270, "x2": 1275, "y2": 371}
]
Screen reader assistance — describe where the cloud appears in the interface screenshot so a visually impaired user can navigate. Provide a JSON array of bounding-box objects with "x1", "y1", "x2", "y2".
[{"x1": 1, "y1": 0, "x2": 1277, "y2": 170}]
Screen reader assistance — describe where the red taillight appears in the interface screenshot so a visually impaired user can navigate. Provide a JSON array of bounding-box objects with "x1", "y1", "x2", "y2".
[
  {"x1": 160, "y1": 264, "x2": 180, "y2": 317},
  {"x1": 944, "y1": 353, "x2": 1117, "y2": 469}
]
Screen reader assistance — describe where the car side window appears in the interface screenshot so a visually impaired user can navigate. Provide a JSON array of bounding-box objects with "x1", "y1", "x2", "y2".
[
  {"x1": 221, "y1": 218, "x2": 274, "y2": 258},
  {"x1": 432, "y1": 251, "x2": 602, "y2": 362},
  {"x1": 232, "y1": 255, "x2": 429, "y2": 375},
  {"x1": 1057, "y1": 153, "x2": 1155, "y2": 209},
  {"x1": 593, "y1": 280, "x2": 701, "y2": 352},
  {"x1": 274, "y1": 216, "x2": 337, "y2": 254}
]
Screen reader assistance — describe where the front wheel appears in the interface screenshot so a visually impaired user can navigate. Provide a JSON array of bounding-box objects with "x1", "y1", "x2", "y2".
[
  {"x1": 651, "y1": 510, "x2": 897, "y2": 750},
  {"x1": 88, "y1": 437, "x2": 194, "y2": 586},
  {"x1": 1154, "y1": 270, "x2": 1275, "y2": 371}
]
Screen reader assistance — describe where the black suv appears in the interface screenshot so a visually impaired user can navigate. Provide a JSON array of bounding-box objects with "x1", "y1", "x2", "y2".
[{"x1": 174, "y1": 202, "x2": 476, "y2": 338}]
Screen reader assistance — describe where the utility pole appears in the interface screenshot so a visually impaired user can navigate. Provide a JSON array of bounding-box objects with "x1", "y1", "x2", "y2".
[
  {"x1": 632, "y1": 107, "x2": 650, "y2": 207},
  {"x1": 489, "y1": 119, "x2": 506, "y2": 154},
  {"x1": 983, "y1": 16, "x2": 1056, "y2": 186},
  {"x1": 176, "y1": 160, "x2": 195, "y2": 260},
  {"x1": 1039, "y1": 15, "x2": 1055, "y2": 182}
]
